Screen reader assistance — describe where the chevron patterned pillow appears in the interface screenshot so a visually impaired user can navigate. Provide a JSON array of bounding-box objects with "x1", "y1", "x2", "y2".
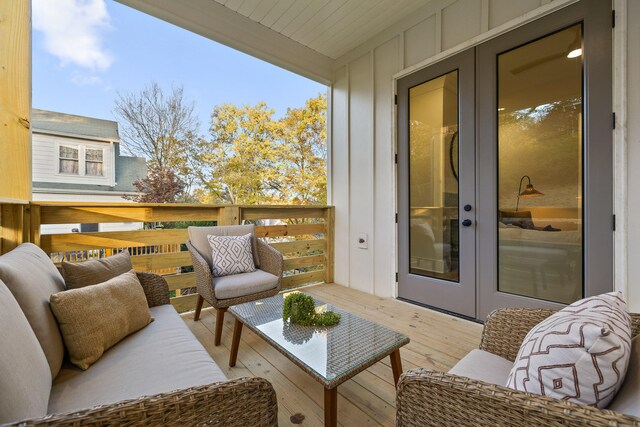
[
  {"x1": 506, "y1": 292, "x2": 632, "y2": 408},
  {"x1": 207, "y1": 234, "x2": 257, "y2": 277}
]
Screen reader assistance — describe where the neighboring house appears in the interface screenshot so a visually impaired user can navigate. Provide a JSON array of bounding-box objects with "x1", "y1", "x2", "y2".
[{"x1": 31, "y1": 109, "x2": 147, "y2": 234}]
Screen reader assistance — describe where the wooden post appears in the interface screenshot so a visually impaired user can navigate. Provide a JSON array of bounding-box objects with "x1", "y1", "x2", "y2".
[
  {"x1": 1, "y1": 203, "x2": 25, "y2": 254},
  {"x1": 0, "y1": 0, "x2": 31, "y2": 203},
  {"x1": 324, "y1": 207, "x2": 335, "y2": 284},
  {"x1": 218, "y1": 206, "x2": 241, "y2": 226}
]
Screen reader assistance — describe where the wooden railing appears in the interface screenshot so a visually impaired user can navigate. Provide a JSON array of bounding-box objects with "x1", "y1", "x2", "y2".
[{"x1": 0, "y1": 202, "x2": 334, "y2": 312}]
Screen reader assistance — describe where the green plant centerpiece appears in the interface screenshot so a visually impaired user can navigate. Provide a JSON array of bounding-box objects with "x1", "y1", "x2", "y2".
[{"x1": 282, "y1": 293, "x2": 341, "y2": 327}]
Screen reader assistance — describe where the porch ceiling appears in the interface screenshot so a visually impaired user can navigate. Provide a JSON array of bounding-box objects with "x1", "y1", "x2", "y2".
[{"x1": 116, "y1": 0, "x2": 435, "y2": 85}]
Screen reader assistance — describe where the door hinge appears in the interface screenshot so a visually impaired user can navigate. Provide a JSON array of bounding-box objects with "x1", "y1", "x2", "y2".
[
  {"x1": 394, "y1": 94, "x2": 398, "y2": 105},
  {"x1": 395, "y1": 272, "x2": 399, "y2": 282},
  {"x1": 394, "y1": 153, "x2": 398, "y2": 164},
  {"x1": 613, "y1": 214, "x2": 616, "y2": 231},
  {"x1": 612, "y1": 10, "x2": 616, "y2": 28},
  {"x1": 613, "y1": 112, "x2": 616, "y2": 129},
  {"x1": 395, "y1": 213, "x2": 398, "y2": 223}
]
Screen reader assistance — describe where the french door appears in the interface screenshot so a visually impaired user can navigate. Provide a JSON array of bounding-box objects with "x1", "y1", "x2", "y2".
[{"x1": 397, "y1": 0, "x2": 612, "y2": 320}]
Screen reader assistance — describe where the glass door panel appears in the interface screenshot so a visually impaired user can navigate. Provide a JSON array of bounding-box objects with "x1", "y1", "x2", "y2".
[
  {"x1": 497, "y1": 24, "x2": 583, "y2": 304},
  {"x1": 409, "y1": 70, "x2": 459, "y2": 282}
]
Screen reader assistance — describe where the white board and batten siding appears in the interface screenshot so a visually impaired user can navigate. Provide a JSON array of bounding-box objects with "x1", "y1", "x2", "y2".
[
  {"x1": 330, "y1": 0, "x2": 640, "y2": 312},
  {"x1": 32, "y1": 133, "x2": 114, "y2": 186}
]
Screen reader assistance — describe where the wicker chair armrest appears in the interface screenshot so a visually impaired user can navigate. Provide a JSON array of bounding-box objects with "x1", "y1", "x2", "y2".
[
  {"x1": 135, "y1": 272, "x2": 170, "y2": 307},
  {"x1": 396, "y1": 369, "x2": 640, "y2": 427},
  {"x1": 479, "y1": 307, "x2": 557, "y2": 361},
  {"x1": 257, "y1": 240, "x2": 283, "y2": 283},
  {"x1": 9, "y1": 377, "x2": 277, "y2": 427},
  {"x1": 187, "y1": 240, "x2": 216, "y2": 304}
]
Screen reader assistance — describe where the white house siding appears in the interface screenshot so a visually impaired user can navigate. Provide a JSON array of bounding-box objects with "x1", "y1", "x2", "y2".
[
  {"x1": 32, "y1": 133, "x2": 114, "y2": 186},
  {"x1": 330, "y1": 0, "x2": 640, "y2": 311}
]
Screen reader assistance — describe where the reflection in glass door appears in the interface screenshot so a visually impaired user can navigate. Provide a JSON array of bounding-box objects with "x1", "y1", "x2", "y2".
[
  {"x1": 409, "y1": 70, "x2": 459, "y2": 282},
  {"x1": 497, "y1": 24, "x2": 583, "y2": 304},
  {"x1": 397, "y1": 49, "x2": 476, "y2": 318}
]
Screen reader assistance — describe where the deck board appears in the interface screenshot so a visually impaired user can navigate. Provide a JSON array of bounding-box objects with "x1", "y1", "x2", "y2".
[{"x1": 182, "y1": 283, "x2": 483, "y2": 427}]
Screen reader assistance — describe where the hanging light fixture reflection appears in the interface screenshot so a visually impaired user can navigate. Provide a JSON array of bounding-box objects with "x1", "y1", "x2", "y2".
[{"x1": 515, "y1": 175, "x2": 544, "y2": 211}]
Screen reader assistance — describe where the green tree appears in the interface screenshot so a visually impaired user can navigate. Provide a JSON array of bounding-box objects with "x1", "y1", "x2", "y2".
[
  {"x1": 275, "y1": 95, "x2": 327, "y2": 204},
  {"x1": 191, "y1": 95, "x2": 327, "y2": 205}
]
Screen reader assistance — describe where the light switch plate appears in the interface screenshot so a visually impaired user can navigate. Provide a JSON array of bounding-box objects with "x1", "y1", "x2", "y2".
[{"x1": 358, "y1": 233, "x2": 368, "y2": 249}]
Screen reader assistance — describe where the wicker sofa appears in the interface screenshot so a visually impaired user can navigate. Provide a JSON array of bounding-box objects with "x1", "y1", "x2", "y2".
[
  {"x1": 0, "y1": 243, "x2": 277, "y2": 426},
  {"x1": 396, "y1": 308, "x2": 640, "y2": 427}
]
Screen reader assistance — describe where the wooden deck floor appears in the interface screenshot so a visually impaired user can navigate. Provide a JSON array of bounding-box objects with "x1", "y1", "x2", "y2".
[{"x1": 181, "y1": 283, "x2": 483, "y2": 427}]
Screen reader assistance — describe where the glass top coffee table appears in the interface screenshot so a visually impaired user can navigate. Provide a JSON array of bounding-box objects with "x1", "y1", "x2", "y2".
[{"x1": 228, "y1": 293, "x2": 410, "y2": 427}]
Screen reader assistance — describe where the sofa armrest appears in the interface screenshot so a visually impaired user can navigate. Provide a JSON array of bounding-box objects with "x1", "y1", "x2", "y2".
[
  {"x1": 479, "y1": 307, "x2": 556, "y2": 362},
  {"x1": 135, "y1": 272, "x2": 170, "y2": 307},
  {"x1": 396, "y1": 369, "x2": 640, "y2": 427},
  {"x1": 187, "y1": 240, "x2": 216, "y2": 304},
  {"x1": 257, "y1": 240, "x2": 283, "y2": 283},
  {"x1": 9, "y1": 377, "x2": 277, "y2": 427}
]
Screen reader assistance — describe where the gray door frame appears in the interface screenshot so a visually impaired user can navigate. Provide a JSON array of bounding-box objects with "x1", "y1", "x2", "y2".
[
  {"x1": 397, "y1": 49, "x2": 476, "y2": 318},
  {"x1": 476, "y1": 0, "x2": 613, "y2": 319},
  {"x1": 396, "y1": 0, "x2": 613, "y2": 321}
]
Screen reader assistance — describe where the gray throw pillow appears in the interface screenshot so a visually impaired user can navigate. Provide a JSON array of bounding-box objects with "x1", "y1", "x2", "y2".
[
  {"x1": 207, "y1": 234, "x2": 256, "y2": 277},
  {"x1": 61, "y1": 250, "x2": 133, "y2": 289}
]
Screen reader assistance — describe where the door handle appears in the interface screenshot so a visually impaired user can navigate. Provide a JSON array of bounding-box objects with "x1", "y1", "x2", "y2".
[{"x1": 461, "y1": 219, "x2": 473, "y2": 227}]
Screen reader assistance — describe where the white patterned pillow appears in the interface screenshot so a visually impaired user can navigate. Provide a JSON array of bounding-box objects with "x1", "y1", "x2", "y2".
[
  {"x1": 207, "y1": 234, "x2": 256, "y2": 277},
  {"x1": 506, "y1": 292, "x2": 632, "y2": 408}
]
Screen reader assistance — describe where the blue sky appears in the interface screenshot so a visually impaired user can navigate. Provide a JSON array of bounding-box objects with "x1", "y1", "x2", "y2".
[{"x1": 32, "y1": 0, "x2": 326, "y2": 135}]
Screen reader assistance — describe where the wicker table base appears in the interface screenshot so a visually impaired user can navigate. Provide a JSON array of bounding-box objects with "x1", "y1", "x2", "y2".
[{"x1": 228, "y1": 294, "x2": 409, "y2": 427}]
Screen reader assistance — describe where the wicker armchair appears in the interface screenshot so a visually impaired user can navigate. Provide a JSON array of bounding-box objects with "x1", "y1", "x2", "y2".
[
  {"x1": 3, "y1": 272, "x2": 278, "y2": 427},
  {"x1": 187, "y1": 225, "x2": 284, "y2": 346},
  {"x1": 396, "y1": 308, "x2": 640, "y2": 427}
]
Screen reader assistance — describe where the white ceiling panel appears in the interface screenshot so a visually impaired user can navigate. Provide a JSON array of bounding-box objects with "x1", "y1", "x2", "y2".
[{"x1": 210, "y1": 0, "x2": 436, "y2": 59}]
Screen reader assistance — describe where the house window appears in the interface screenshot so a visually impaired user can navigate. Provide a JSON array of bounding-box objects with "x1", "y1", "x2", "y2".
[
  {"x1": 59, "y1": 145, "x2": 79, "y2": 175},
  {"x1": 85, "y1": 148, "x2": 104, "y2": 176}
]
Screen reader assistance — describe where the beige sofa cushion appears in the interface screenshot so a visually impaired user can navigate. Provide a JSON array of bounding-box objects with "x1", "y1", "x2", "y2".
[
  {"x1": 61, "y1": 250, "x2": 133, "y2": 289},
  {"x1": 506, "y1": 292, "x2": 632, "y2": 408},
  {"x1": 0, "y1": 243, "x2": 65, "y2": 378},
  {"x1": 49, "y1": 304, "x2": 227, "y2": 414},
  {"x1": 50, "y1": 270, "x2": 152, "y2": 370},
  {"x1": 0, "y1": 279, "x2": 52, "y2": 424},
  {"x1": 448, "y1": 349, "x2": 514, "y2": 385},
  {"x1": 608, "y1": 335, "x2": 640, "y2": 417},
  {"x1": 189, "y1": 225, "x2": 260, "y2": 268},
  {"x1": 213, "y1": 269, "x2": 279, "y2": 300}
]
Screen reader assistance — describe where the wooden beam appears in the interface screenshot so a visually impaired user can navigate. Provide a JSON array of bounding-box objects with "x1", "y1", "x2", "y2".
[
  {"x1": 218, "y1": 206, "x2": 241, "y2": 226},
  {"x1": 0, "y1": 0, "x2": 31, "y2": 202}
]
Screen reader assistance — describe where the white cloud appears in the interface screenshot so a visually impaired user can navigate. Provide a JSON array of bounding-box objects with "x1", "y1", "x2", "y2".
[
  {"x1": 33, "y1": 0, "x2": 113, "y2": 71},
  {"x1": 70, "y1": 73, "x2": 103, "y2": 86}
]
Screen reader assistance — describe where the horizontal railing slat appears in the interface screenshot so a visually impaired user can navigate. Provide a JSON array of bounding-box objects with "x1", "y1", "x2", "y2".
[
  {"x1": 270, "y1": 239, "x2": 326, "y2": 254},
  {"x1": 165, "y1": 272, "x2": 196, "y2": 291},
  {"x1": 282, "y1": 270, "x2": 325, "y2": 289},
  {"x1": 171, "y1": 294, "x2": 209, "y2": 313},
  {"x1": 255, "y1": 223, "x2": 325, "y2": 238},
  {"x1": 41, "y1": 229, "x2": 189, "y2": 253},
  {"x1": 283, "y1": 254, "x2": 326, "y2": 270},
  {"x1": 242, "y1": 207, "x2": 326, "y2": 220},
  {"x1": 39, "y1": 205, "x2": 220, "y2": 224},
  {"x1": 130, "y1": 252, "x2": 192, "y2": 272}
]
